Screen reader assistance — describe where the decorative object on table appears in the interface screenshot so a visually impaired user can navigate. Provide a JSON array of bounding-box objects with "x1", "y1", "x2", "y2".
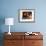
[
  {"x1": 25, "y1": 32, "x2": 38, "y2": 35},
  {"x1": 19, "y1": 9, "x2": 35, "y2": 23},
  {"x1": 5, "y1": 18, "x2": 14, "y2": 35}
]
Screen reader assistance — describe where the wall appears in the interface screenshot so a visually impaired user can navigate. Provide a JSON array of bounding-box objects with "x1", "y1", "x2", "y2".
[{"x1": 0, "y1": 0, "x2": 46, "y2": 32}]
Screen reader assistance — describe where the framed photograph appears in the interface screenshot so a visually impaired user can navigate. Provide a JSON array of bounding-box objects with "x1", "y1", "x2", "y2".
[{"x1": 19, "y1": 9, "x2": 35, "y2": 23}]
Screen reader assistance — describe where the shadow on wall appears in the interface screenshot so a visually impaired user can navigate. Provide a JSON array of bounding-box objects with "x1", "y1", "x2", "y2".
[{"x1": 0, "y1": 16, "x2": 5, "y2": 46}]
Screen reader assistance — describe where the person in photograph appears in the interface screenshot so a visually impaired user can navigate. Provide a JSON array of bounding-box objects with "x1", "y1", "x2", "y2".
[
  {"x1": 22, "y1": 12, "x2": 32, "y2": 19},
  {"x1": 27, "y1": 12, "x2": 32, "y2": 19},
  {"x1": 22, "y1": 12, "x2": 27, "y2": 19}
]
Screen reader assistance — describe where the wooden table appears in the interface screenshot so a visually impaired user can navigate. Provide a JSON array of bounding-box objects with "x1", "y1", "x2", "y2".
[{"x1": 4, "y1": 32, "x2": 43, "y2": 46}]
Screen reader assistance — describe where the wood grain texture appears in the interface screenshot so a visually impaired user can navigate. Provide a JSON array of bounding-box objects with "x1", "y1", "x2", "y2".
[{"x1": 4, "y1": 32, "x2": 43, "y2": 46}]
